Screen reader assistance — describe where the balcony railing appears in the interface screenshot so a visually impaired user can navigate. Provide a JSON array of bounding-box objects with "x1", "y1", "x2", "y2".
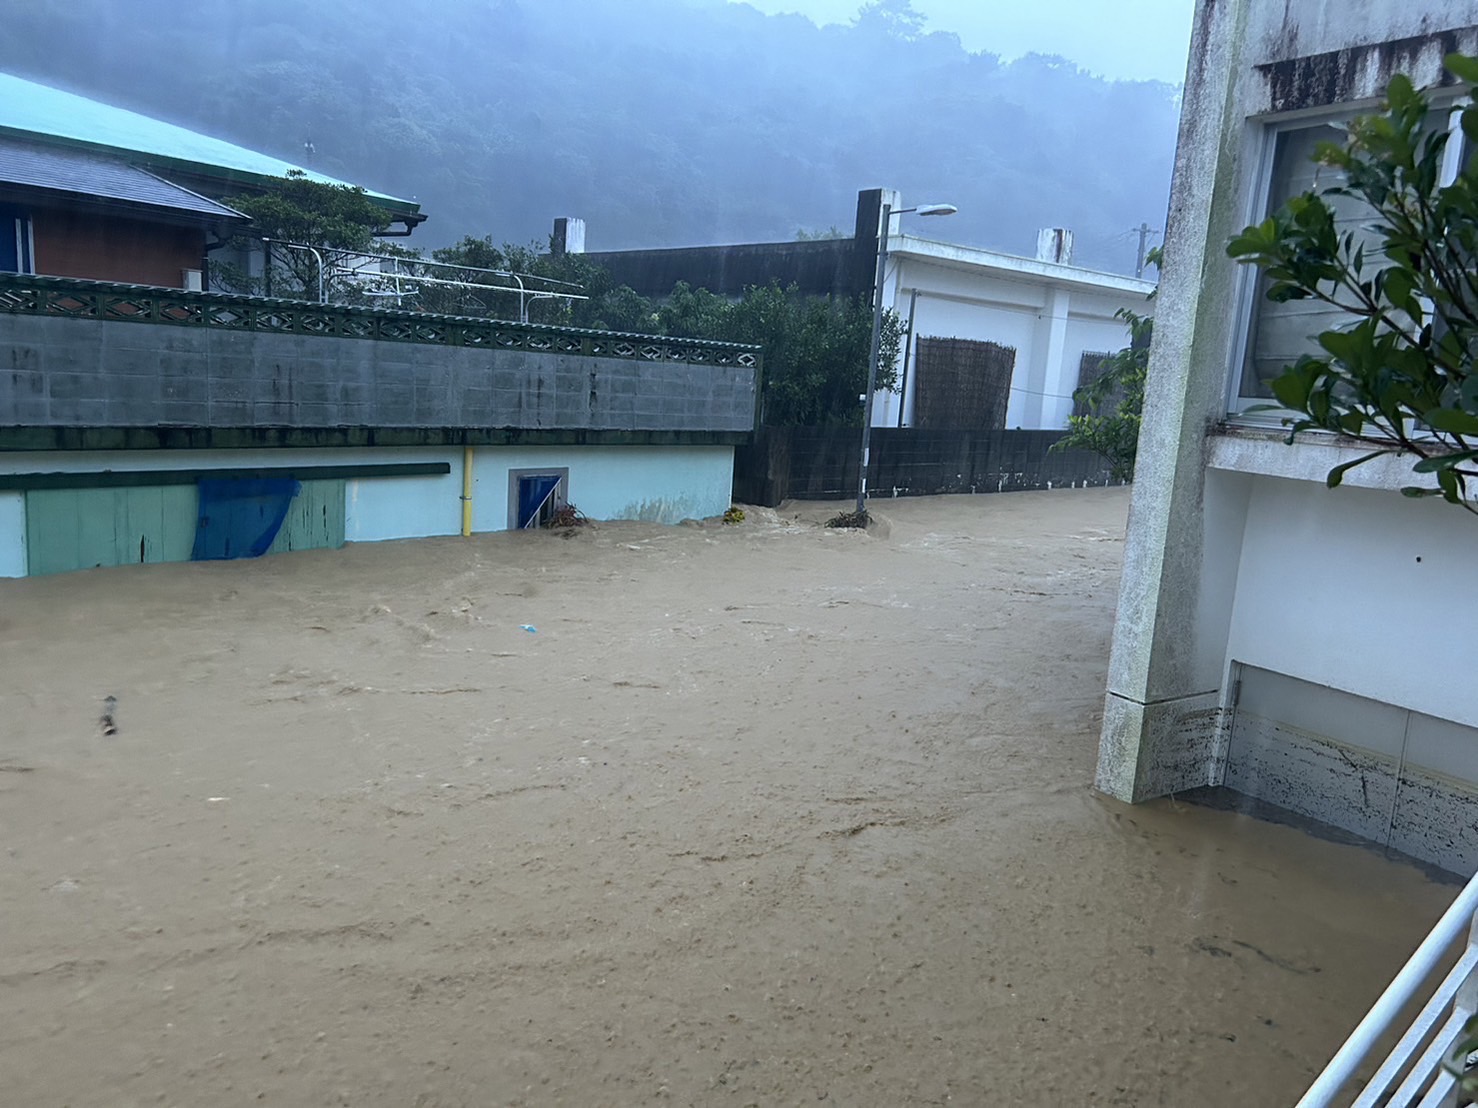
[
  {"x1": 0, "y1": 273, "x2": 760, "y2": 369},
  {"x1": 1298, "y1": 869, "x2": 1478, "y2": 1107}
]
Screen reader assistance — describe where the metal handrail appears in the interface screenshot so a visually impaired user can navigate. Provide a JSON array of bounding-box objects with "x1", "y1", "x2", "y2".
[{"x1": 1298, "y1": 870, "x2": 1478, "y2": 1107}]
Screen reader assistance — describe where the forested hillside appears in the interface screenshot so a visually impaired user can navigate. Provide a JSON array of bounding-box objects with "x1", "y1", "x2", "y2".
[{"x1": 0, "y1": 0, "x2": 1181, "y2": 272}]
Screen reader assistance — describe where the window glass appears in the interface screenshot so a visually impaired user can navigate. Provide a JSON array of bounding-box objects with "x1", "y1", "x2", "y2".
[
  {"x1": 1239, "y1": 121, "x2": 1362, "y2": 401},
  {"x1": 1238, "y1": 110, "x2": 1456, "y2": 404}
]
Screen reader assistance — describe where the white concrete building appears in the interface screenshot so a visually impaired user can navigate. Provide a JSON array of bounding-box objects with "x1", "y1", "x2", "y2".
[
  {"x1": 1096, "y1": 0, "x2": 1478, "y2": 874},
  {"x1": 568, "y1": 189, "x2": 1153, "y2": 432},
  {"x1": 867, "y1": 222, "x2": 1154, "y2": 430}
]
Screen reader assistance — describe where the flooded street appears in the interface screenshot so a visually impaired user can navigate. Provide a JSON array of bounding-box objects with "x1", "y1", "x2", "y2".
[{"x1": 0, "y1": 488, "x2": 1453, "y2": 1106}]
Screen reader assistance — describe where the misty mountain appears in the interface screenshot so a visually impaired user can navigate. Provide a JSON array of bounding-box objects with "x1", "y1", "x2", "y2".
[{"x1": 0, "y1": 0, "x2": 1181, "y2": 274}]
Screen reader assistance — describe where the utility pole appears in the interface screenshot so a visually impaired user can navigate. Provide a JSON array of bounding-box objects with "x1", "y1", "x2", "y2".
[{"x1": 1134, "y1": 222, "x2": 1161, "y2": 279}]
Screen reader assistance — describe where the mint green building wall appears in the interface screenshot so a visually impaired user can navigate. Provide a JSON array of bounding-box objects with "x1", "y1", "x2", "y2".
[
  {"x1": 0, "y1": 445, "x2": 735, "y2": 576},
  {"x1": 472, "y1": 445, "x2": 735, "y2": 531},
  {"x1": 344, "y1": 445, "x2": 735, "y2": 541},
  {"x1": 25, "y1": 485, "x2": 198, "y2": 575}
]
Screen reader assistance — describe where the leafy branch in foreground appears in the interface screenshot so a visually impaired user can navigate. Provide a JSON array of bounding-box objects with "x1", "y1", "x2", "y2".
[{"x1": 1226, "y1": 53, "x2": 1478, "y2": 515}]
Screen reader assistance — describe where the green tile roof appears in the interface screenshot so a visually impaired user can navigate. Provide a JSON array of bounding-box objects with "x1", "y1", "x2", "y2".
[{"x1": 0, "y1": 72, "x2": 420, "y2": 219}]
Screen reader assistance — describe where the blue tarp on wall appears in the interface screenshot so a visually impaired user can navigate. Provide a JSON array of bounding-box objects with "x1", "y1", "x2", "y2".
[{"x1": 192, "y1": 478, "x2": 301, "y2": 560}]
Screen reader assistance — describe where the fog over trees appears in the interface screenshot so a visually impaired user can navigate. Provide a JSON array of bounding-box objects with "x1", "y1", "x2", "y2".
[{"x1": 2, "y1": 0, "x2": 1180, "y2": 273}]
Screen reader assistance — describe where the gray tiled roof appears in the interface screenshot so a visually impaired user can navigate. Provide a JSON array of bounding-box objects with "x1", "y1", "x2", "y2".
[{"x1": 0, "y1": 135, "x2": 247, "y2": 221}]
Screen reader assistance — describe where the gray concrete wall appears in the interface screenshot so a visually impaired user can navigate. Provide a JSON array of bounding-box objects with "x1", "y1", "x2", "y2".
[{"x1": 1, "y1": 314, "x2": 757, "y2": 433}]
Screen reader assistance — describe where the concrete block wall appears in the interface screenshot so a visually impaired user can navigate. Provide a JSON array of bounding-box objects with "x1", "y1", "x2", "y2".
[{"x1": 0, "y1": 314, "x2": 757, "y2": 434}]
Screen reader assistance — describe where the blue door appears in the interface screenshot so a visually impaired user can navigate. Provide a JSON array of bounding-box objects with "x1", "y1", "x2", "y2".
[{"x1": 516, "y1": 474, "x2": 563, "y2": 529}]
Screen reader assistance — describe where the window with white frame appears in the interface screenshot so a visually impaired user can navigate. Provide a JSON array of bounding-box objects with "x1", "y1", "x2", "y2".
[{"x1": 1232, "y1": 105, "x2": 1467, "y2": 411}]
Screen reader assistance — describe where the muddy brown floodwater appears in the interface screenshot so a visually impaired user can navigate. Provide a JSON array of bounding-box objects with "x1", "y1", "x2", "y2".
[{"x1": 0, "y1": 488, "x2": 1456, "y2": 1106}]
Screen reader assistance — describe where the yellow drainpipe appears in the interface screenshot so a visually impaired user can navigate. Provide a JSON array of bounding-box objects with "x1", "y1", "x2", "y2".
[{"x1": 460, "y1": 445, "x2": 473, "y2": 537}]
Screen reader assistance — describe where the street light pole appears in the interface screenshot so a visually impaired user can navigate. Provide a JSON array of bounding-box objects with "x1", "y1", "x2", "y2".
[
  {"x1": 856, "y1": 202, "x2": 893, "y2": 517},
  {"x1": 855, "y1": 200, "x2": 957, "y2": 520}
]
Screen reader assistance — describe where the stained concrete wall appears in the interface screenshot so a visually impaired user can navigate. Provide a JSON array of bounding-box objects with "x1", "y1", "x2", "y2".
[
  {"x1": 1227, "y1": 665, "x2": 1478, "y2": 875},
  {"x1": 1097, "y1": 0, "x2": 1478, "y2": 807},
  {"x1": 0, "y1": 314, "x2": 757, "y2": 434}
]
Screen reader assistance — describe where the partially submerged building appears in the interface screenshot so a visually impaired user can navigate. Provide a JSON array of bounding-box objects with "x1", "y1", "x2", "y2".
[
  {"x1": 1096, "y1": 1, "x2": 1478, "y2": 875},
  {"x1": 557, "y1": 189, "x2": 1153, "y2": 432},
  {"x1": 0, "y1": 76, "x2": 756, "y2": 576}
]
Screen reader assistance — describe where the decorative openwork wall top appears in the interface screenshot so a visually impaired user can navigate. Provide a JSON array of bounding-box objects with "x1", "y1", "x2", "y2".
[{"x1": 0, "y1": 274, "x2": 762, "y2": 369}]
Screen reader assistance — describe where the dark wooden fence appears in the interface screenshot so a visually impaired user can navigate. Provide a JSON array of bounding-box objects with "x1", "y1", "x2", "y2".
[{"x1": 733, "y1": 426, "x2": 1123, "y2": 506}]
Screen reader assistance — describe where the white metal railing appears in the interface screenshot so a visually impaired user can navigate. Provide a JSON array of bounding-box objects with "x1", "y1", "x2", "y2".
[{"x1": 1298, "y1": 870, "x2": 1478, "y2": 1107}]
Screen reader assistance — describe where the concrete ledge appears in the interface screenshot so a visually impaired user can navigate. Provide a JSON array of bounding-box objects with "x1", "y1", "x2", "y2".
[
  {"x1": 1096, "y1": 690, "x2": 1226, "y2": 802},
  {"x1": 1207, "y1": 425, "x2": 1438, "y2": 493}
]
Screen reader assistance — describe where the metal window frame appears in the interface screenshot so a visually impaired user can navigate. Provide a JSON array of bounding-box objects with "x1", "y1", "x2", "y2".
[{"x1": 1226, "y1": 96, "x2": 1466, "y2": 424}]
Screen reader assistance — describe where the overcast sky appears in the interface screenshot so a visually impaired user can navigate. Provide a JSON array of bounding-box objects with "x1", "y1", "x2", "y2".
[{"x1": 727, "y1": 0, "x2": 1197, "y2": 84}]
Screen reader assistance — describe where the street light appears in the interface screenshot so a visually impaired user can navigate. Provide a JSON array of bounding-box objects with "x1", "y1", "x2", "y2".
[{"x1": 856, "y1": 200, "x2": 957, "y2": 518}]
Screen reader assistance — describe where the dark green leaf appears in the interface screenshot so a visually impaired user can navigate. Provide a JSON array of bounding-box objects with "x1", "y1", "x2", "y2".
[
  {"x1": 1447, "y1": 54, "x2": 1478, "y2": 85},
  {"x1": 1326, "y1": 450, "x2": 1391, "y2": 487}
]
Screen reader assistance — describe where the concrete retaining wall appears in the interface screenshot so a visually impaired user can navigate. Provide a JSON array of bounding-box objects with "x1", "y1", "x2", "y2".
[{"x1": 1, "y1": 314, "x2": 757, "y2": 433}]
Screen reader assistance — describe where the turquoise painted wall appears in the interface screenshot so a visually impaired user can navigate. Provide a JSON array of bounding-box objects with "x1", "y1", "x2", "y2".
[
  {"x1": 346, "y1": 445, "x2": 736, "y2": 538},
  {"x1": 471, "y1": 446, "x2": 734, "y2": 529},
  {"x1": 344, "y1": 448, "x2": 463, "y2": 542},
  {"x1": 0, "y1": 445, "x2": 736, "y2": 575}
]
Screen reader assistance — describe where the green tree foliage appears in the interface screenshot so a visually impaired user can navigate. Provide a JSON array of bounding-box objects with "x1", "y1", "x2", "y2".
[
  {"x1": 1053, "y1": 308, "x2": 1151, "y2": 481},
  {"x1": 1227, "y1": 55, "x2": 1478, "y2": 514},
  {"x1": 1052, "y1": 245, "x2": 1157, "y2": 479},
  {"x1": 214, "y1": 171, "x2": 394, "y2": 298},
  {"x1": 655, "y1": 282, "x2": 903, "y2": 425}
]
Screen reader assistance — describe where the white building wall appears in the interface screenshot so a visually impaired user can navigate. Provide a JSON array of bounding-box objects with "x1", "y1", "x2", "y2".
[
  {"x1": 887, "y1": 290, "x2": 1041, "y2": 428},
  {"x1": 1223, "y1": 476, "x2": 1478, "y2": 730},
  {"x1": 875, "y1": 254, "x2": 1146, "y2": 430}
]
